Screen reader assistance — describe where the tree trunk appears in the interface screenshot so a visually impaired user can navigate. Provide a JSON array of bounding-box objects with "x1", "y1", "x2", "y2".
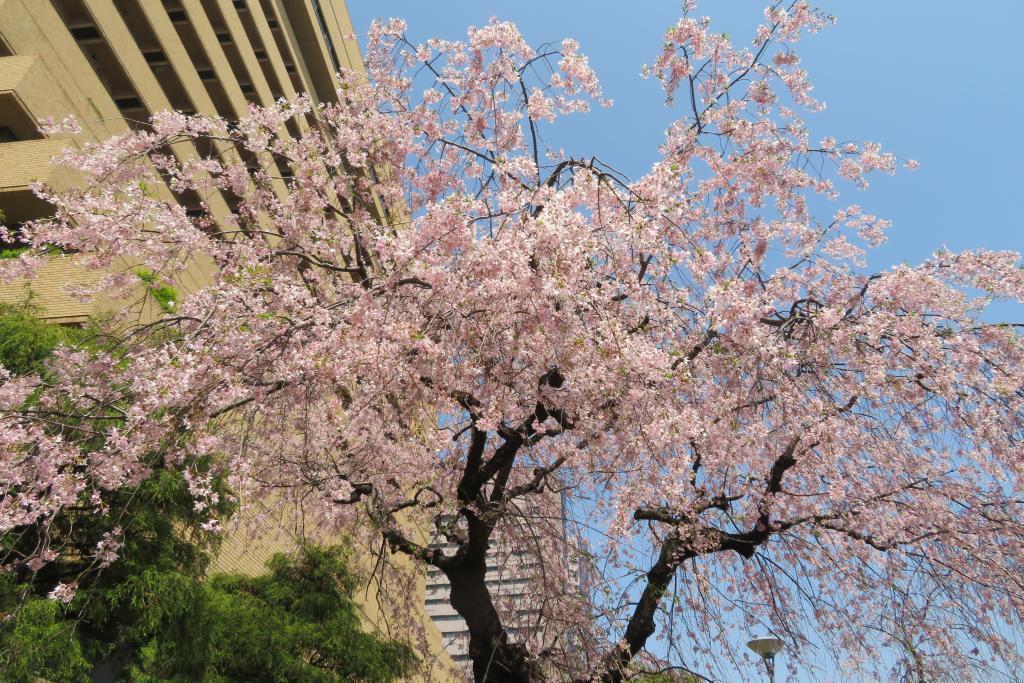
[{"x1": 445, "y1": 541, "x2": 544, "y2": 681}]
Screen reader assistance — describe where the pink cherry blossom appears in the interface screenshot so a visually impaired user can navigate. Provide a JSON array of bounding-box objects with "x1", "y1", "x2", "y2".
[
  {"x1": 47, "y1": 581, "x2": 76, "y2": 604},
  {"x1": 1, "y1": 5, "x2": 1022, "y2": 682}
]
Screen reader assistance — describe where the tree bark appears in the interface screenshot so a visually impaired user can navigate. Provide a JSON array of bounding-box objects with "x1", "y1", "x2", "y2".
[
  {"x1": 596, "y1": 535, "x2": 694, "y2": 683},
  {"x1": 445, "y1": 510, "x2": 544, "y2": 682},
  {"x1": 448, "y1": 557, "x2": 543, "y2": 681}
]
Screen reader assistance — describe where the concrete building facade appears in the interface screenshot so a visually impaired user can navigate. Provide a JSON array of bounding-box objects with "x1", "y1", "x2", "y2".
[
  {"x1": 425, "y1": 538, "x2": 536, "y2": 666},
  {"x1": 0, "y1": 0, "x2": 363, "y2": 322},
  {"x1": 0, "y1": 2, "x2": 457, "y2": 679}
]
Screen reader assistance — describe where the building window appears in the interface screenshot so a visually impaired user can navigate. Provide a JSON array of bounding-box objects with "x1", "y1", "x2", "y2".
[
  {"x1": 143, "y1": 50, "x2": 168, "y2": 66},
  {"x1": 166, "y1": 9, "x2": 188, "y2": 23},
  {"x1": 69, "y1": 25, "x2": 101, "y2": 42},
  {"x1": 311, "y1": 0, "x2": 341, "y2": 74},
  {"x1": 0, "y1": 127, "x2": 17, "y2": 143},
  {"x1": 114, "y1": 95, "x2": 143, "y2": 110}
]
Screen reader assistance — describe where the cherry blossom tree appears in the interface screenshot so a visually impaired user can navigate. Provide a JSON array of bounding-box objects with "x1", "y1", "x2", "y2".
[{"x1": 2, "y1": 2, "x2": 1024, "y2": 680}]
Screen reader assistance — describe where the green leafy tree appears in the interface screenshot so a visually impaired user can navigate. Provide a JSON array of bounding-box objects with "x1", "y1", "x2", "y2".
[
  {"x1": 0, "y1": 306, "x2": 413, "y2": 682},
  {"x1": 0, "y1": 303, "x2": 229, "y2": 680},
  {"x1": 126, "y1": 545, "x2": 415, "y2": 682},
  {"x1": 0, "y1": 576, "x2": 92, "y2": 682},
  {"x1": 0, "y1": 302, "x2": 83, "y2": 375}
]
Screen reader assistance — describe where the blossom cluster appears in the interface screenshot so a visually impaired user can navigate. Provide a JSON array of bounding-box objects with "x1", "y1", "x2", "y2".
[{"x1": 1, "y1": 4, "x2": 1022, "y2": 680}]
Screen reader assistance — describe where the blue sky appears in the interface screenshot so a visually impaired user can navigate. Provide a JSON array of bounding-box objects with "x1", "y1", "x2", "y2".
[
  {"x1": 348, "y1": 0, "x2": 1023, "y2": 275},
  {"x1": 345, "y1": 2, "x2": 1024, "y2": 679}
]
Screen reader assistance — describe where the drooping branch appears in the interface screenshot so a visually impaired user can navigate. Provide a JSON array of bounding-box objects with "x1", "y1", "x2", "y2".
[{"x1": 345, "y1": 478, "x2": 456, "y2": 570}]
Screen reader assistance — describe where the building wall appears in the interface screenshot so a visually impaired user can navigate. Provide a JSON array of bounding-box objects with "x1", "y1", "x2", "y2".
[
  {"x1": 0, "y1": 0, "x2": 368, "y2": 322},
  {"x1": 0, "y1": 2, "x2": 457, "y2": 678}
]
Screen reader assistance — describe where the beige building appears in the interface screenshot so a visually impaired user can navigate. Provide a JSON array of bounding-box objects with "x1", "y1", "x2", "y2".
[
  {"x1": 0, "y1": 0, "x2": 364, "y2": 322},
  {"x1": 0, "y1": 1, "x2": 455, "y2": 678}
]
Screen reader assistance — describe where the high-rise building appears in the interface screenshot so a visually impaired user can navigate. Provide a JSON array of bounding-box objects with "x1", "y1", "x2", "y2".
[
  {"x1": 0, "y1": 0, "x2": 364, "y2": 322},
  {"x1": 425, "y1": 533, "x2": 541, "y2": 666},
  {"x1": 424, "y1": 489, "x2": 579, "y2": 672}
]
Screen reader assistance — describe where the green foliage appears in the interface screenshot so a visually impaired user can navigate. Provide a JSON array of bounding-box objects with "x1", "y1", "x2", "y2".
[
  {"x1": 123, "y1": 545, "x2": 415, "y2": 682},
  {"x1": 0, "y1": 246, "x2": 28, "y2": 259},
  {"x1": 0, "y1": 303, "x2": 82, "y2": 375},
  {"x1": 135, "y1": 268, "x2": 178, "y2": 313},
  {"x1": 1, "y1": 544, "x2": 414, "y2": 682},
  {"x1": 0, "y1": 306, "x2": 223, "y2": 677},
  {"x1": 0, "y1": 310, "x2": 414, "y2": 682},
  {"x1": 0, "y1": 452, "x2": 235, "y2": 678},
  {"x1": 0, "y1": 575, "x2": 91, "y2": 683},
  {"x1": 69, "y1": 460, "x2": 234, "y2": 659}
]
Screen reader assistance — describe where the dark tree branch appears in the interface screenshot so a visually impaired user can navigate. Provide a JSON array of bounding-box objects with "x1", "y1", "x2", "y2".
[{"x1": 598, "y1": 534, "x2": 696, "y2": 683}]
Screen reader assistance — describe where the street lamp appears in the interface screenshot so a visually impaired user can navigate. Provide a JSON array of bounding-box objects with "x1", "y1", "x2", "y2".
[{"x1": 746, "y1": 636, "x2": 785, "y2": 683}]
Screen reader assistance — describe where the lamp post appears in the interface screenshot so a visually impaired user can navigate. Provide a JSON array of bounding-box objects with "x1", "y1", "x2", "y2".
[{"x1": 746, "y1": 637, "x2": 785, "y2": 683}]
